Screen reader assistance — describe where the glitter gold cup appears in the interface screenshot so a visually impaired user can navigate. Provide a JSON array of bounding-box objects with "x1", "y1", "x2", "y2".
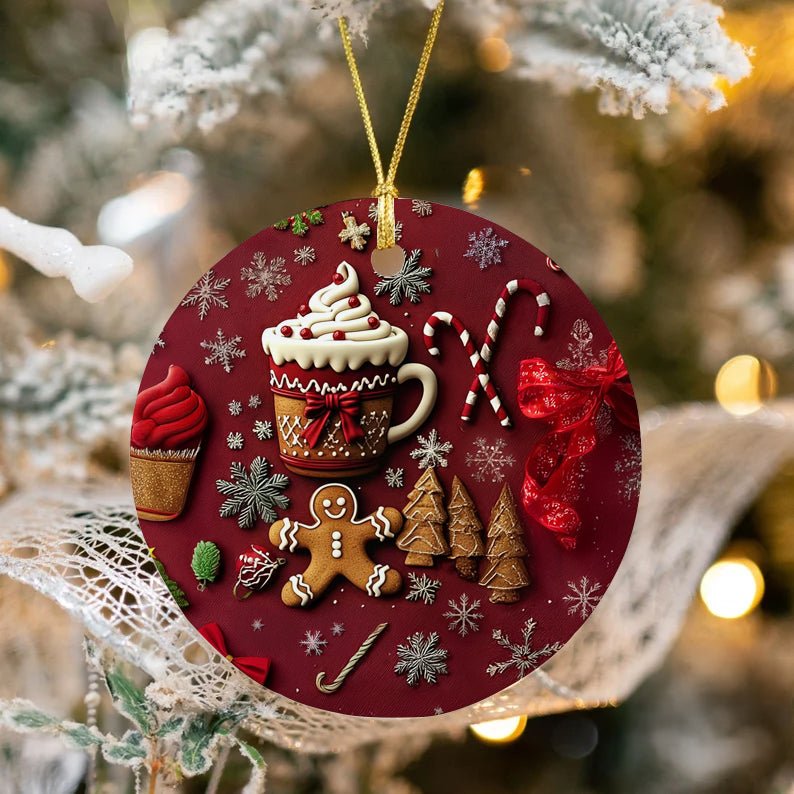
[{"x1": 129, "y1": 447, "x2": 199, "y2": 522}]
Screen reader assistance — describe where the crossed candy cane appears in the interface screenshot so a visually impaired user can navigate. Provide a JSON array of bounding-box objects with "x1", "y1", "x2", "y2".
[{"x1": 423, "y1": 278, "x2": 550, "y2": 427}]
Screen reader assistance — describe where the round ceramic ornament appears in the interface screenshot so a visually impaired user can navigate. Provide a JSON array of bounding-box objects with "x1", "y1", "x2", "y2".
[{"x1": 130, "y1": 197, "x2": 641, "y2": 717}]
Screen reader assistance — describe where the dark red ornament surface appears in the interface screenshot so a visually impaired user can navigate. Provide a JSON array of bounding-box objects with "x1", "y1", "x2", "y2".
[{"x1": 133, "y1": 198, "x2": 641, "y2": 718}]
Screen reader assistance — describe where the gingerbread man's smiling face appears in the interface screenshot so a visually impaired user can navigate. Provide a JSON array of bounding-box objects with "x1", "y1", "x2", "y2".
[{"x1": 312, "y1": 484, "x2": 356, "y2": 522}]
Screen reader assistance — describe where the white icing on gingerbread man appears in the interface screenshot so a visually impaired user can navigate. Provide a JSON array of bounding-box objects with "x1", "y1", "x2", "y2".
[{"x1": 269, "y1": 483, "x2": 403, "y2": 607}]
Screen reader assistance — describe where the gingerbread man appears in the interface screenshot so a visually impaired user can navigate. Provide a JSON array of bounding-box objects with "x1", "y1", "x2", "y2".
[{"x1": 269, "y1": 483, "x2": 403, "y2": 607}]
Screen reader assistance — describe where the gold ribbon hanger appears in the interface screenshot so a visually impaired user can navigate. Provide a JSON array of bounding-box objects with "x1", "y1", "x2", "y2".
[{"x1": 338, "y1": 1, "x2": 445, "y2": 250}]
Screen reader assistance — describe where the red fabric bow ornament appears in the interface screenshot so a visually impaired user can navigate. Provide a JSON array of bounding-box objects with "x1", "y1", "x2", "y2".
[
  {"x1": 198, "y1": 622, "x2": 271, "y2": 685},
  {"x1": 517, "y1": 341, "x2": 639, "y2": 550},
  {"x1": 301, "y1": 390, "x2": 364, "y2": 448}
]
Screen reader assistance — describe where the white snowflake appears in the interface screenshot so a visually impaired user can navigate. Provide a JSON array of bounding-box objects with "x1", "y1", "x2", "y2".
[
  {"x1": 557, "y1": 319, "x2": 608, "y2": 371},
  {"x1": 300, "y1": 630, "x2": 327, "y2": 656},
  {"x1": 241, "y1": 252, "x2": 291, "y2": 301},
  {"x1": 463, "y1": 227, "x2": 509, "y2": 270},
  {"x1": 251, "y1": 618, "x2": 264, "y2": 632},
  {"x1": 253, "y1": 420, "x2": 273, "y2": 441},
  {"x1": 411, "y1": 199, "x2": 433, "y2": 217},
  {"x1": 226, "y1": 431, "x2": 244, "y2": 450},
  {"x1": 248, "y1": 394, "x2": 262, "y2": 409},
  {"x1": 373, "y1": 248, "x2": 432, "y2": 305},
  {"x1": 394, "y1": 632, "x2": 448, "y2": 686},
  {"x1": 151, "y1": 335, "x2": 165, "y2": 355},
  {"x1": 216, "y1": 457, "x2": 290, "y2": 528},
  {"x1": 405, "y1": 573, "x2": 442, "y2": 605},
  {"x1": 385, "y1": 467, "x2": 404, "y2": 488},
  {"x1": 465, "y1": 437, "x2": 516, "y2": 483},
  {"x1": 443, "y1": 594, "x2": 484, "y2": 637},
  {"x1": 614, "y1": 433, "x2": 642, "y2": 503},
  {"x1": 486, "y1": 618, "x2": 563, "y2": 680},
  {"x1": 367, "y1": 203, "x2": 403, "y2": 241},
  {"x1": 293, "y1": 245, "x2": 316, "y2": 266},
  {"x1": 180, "y1": 268, "x2": 231, "y2": 320},
  {"x1": 563, "y1": 576, "x2": 603, "y2": 621},
  {"x1": 228, "y1": 400, "x2": 243, "y2": 416},
  {"x1": 338, "y1": 212, "x2": 371, "y2": 250},
  {"x1": 433, "y1": 706, "x2": 444, "y2": 715},
  {"x1": 410, "y1": 429, "x2": 453, "y2": 470},
  {"x1": 200, "y1": 329, "x2": 247, "y2": 373},
  {"x1": 331, "y1": 622, "x2": 345, "y2": 637}
]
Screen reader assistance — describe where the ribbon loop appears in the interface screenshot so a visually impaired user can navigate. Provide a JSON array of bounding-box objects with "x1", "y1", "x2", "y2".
[
  {"x1": 301, "y1": 390, "x2": 365, "y2": 449},
  {"x1": 198, "y1": 622, "x2": 271, "y2": 685},
  {"x1": 518, "y1": 341, "x2": 639, "y2": 550}
]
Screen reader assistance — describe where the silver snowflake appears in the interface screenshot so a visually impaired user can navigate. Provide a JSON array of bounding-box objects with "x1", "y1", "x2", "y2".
[
  {"x1": 385, "y1": 467, "x2": 404, "y2": 488},
  {"x1": 293, "y1": 245, "x2": 316, "y2": 266},
  {"x1": 248, "y1": 394, "x2": 262, "y2": 409},
  {"x1": 443, "y1": 594, "x2": 484, "y2": 637},
  {"x1": 251, "y1": 618, "x2": 264, "y2": 632},
  {"x1": 200, "y1": 328, "x2": 247, "y2": 373},
  {"x1": 228, "y1": 400, "x2": 243, "y2": 416},
  {"x1": 373, "y1": 248, "x2": 432, "y2": 306},
  {"x1": 411, "y1": 199, "x2": 433, "y2": 217},
  {"x1": 486, "y1": 618, "x2": 563, "y2": 680},
  {"x1": 151, "y1": 335, "x2": 165, "y2": 355},
  {"x1": 614, "y1": 433, "x2": 642, "y2": 503},
  {"x1": 463, "y1": 227, "x2": 509, "y2": 270},
  {"x1": 226, "y1": 431, "x2": 244, "y2": 450},
  {"x1": 180, "y1": 268, "x2": 230, "y2": 320},
  {"x1": 465, "y1": 437, "x2": 516, "y2": 483},
  {"x1": 216, "y1": 457, "x2": 290, "y2": 528},
  {"x1": 410, "y1": 429, "x2": 453, "y2": 470},
  {"x1": 367, "y1": 203, "x2": 403, "y2": 241},
  {"x1": 394, "y1": 632, "x2": 448, "y2": 686},
  {"x1": 433, "y1": 706, "x2": 444, "y2": 715},
  {"x1": 253, "y1": 420, "x2": 273, "y2": 441},
  {"x1": 563, "y1": 576, "x2": 603, "y2": 621},
  {"x1": 241, "y1": 252, "x2": 291, "y2": 301},
  {"x1": 331, "y1": 622, "x2": 345, "y2": 637},
  {"x1": 405, "y1": 572, "x2": 442, "y2": 605},
  {"x1": 339, "y1": 212, "x2": 371, "y2": 250},
  {"x1": 300, "y1": 630, "x2": 327, "y2": 656}
]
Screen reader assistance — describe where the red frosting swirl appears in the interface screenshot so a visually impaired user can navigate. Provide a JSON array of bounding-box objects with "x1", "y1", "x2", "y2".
[{"x1": 131, "y1": 365, "x2": 208, "y2": 450}]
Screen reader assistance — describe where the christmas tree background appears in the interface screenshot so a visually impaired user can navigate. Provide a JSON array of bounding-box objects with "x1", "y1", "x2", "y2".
[{"x1": 0, "y1": 1, "x2": 793, "y2": 792}]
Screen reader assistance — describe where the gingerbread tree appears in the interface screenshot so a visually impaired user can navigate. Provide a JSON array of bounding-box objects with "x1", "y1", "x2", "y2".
[
  {"x1": 397, "y1": 468, "x2": 449, "y2": 567},
  {"x1": 447, "y1": 476, "x2": 485, "y2": 580},
  {"x1": 479, "y1": 484, "x2": 530, "y2": 603}
]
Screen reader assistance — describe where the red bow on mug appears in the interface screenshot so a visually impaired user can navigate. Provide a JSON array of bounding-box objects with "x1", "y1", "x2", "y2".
[
  {"x1": 517, "y1": 340, "x2": 639, "y2": 550},
  {"x1": 198, "y1": 622, "x2": 271, "y2": 685},
  {"x1": 301, "y1": 390, "x2": 364, "y2": 449}
]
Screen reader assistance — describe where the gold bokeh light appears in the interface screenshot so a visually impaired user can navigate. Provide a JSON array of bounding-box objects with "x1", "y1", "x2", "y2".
[
  {"x1": 470, "y1": 714, "x2": 528, "y2": 744},
  {"x1": 714, "y1": 355, "x2": 777, "y2": 416},
  {"x1": 700, "y1": 558, "x2": 765, "y2": 619}
]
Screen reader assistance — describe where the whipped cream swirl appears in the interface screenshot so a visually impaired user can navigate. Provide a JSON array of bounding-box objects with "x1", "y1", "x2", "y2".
[{"x1": 278, "y1": 262, "x2": 391, "y2": 341}]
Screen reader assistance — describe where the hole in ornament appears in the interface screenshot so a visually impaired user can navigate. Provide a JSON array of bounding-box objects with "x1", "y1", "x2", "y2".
[{"x1": 371, "y1": 245, "x2": 405, "y2": 277}]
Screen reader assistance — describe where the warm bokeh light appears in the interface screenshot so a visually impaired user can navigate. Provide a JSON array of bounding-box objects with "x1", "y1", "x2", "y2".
[
  {"x1": 477, "y1": 36, "x2": 512, "y2": 73},
  {"x1": 0, "y1": 252, "x2": 11, "y2": 292},
  {"x1": 470, "y1": 715, "x2": 527, "y2": 744},
  {"x1": 714, "y1": 355, "x2": 777, "y2": 416},
  {"x1": 462, "y1": 167, "x2": 485, "y2": 208},
  {"x1": 700, "y1": 558, "x2": 765, "y2": 619}
]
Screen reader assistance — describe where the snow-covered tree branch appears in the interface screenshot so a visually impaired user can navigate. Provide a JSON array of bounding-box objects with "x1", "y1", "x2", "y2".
[{"x1": 128, "y1": 0, "x2": 751, "y2": 134}]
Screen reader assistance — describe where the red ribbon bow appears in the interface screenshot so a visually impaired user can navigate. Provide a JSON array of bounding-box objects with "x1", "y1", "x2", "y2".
[
  {"x1": 198, "y1": 623, "x2": 271, "y2": 685},
  {"x1": 301, "y1": 390, "x2": 364, "y2": 448},
  {"x1": 517, "y1": 340, "x2": 639, "y2": 550}
]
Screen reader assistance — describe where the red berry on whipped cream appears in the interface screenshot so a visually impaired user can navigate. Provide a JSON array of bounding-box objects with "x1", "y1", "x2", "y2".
[
  {"x1": 332, "y1": 272, "x2": 345, "y2": 285},
  {"x1": 280, "y1": 325, "x2": 293, "y2": 337},
  {"x1": 333, "y1": 330, "x2": 345, "y2": 340},
  {"x1": 348, "y1": 296, "x2": 360, "y2": 308},
  {"x1": 367, "y1": 316, "x2": 380, "y2": 328},
  {"x1": 300, "y1": 328, "x2": 312, "y2": 339},
  {"x1": 298, "y1": 304, "x2": 309, "y2": 316}
]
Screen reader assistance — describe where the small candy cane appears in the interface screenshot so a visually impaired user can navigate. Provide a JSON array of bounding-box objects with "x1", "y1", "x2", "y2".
[
  {"x1": 463, "y1": 279, "x2": 551, "y2": 420},
  {"x1": 316, "y1": 622, "x2": 389, "y2": 694},
  {"x1": 423, "y1": 312, "x2": 511, "y2": 427}
]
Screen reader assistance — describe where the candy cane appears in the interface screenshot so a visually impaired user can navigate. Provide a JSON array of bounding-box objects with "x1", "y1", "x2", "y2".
[
  {"x1": 423, "y1": 312, "x2": 511, "y2": 427},
  {"x1": 315, "y1": 622, "x2": 389, "y2": 694},
  {"x1": 463, "y1": 279, "x2": 551, "y2": 419}
]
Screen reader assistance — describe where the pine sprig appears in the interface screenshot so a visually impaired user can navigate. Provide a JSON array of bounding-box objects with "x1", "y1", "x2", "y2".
[
  {"x1": 274, "y1": 208, "x2": 324, "y2": 236},
  {"x1": 191, "y1": 541, "x2": 221, "y2": 589},
  {"x1": 150, "y1": 549, "x2": 189, "y2": 608}
]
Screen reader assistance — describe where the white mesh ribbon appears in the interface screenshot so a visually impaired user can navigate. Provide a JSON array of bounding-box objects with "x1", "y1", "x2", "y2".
[{"x1": 0, "y1": 402, "x2": 792, "y2": 753}]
